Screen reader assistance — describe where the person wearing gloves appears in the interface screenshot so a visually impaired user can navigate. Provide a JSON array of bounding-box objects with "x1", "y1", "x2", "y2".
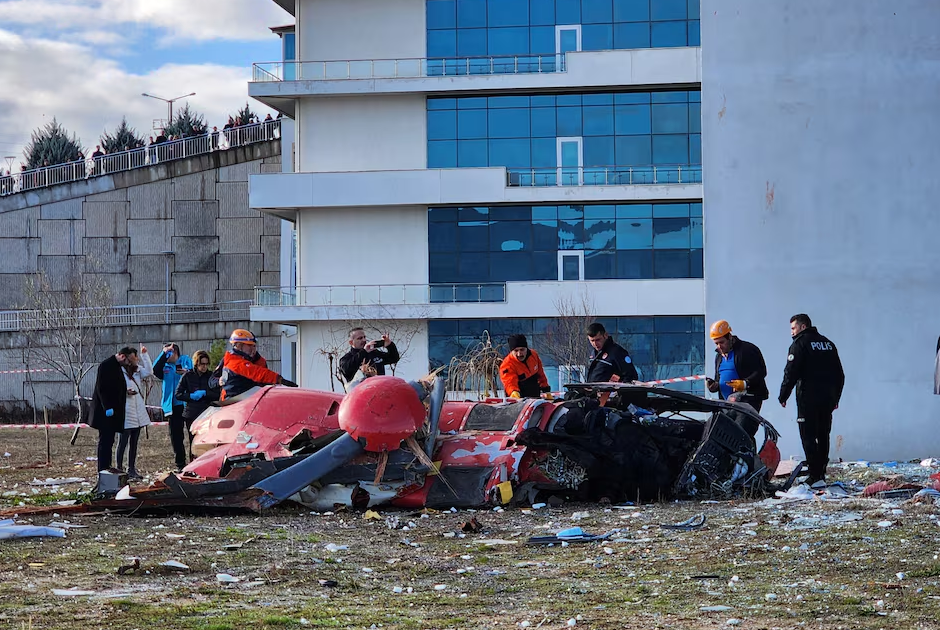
[
  {"x1": 153, "y1": 343, "x2": 193, "y2": 471},
  {"x1": 175, "y1": 350, "x2": 221, "y2": 462},
  {"x1": 212, "y1": 329, "x2": 297, "y2": 400},
  {"x1": 90, "y1": 346, "x2": 140, "y2": 472},
  {"x1": 499, "y1": 334, "x2": 553, "y2": 400},
  {"x1": 705, "y1": 320, "x2": 769, "y2": 413},
  {"x1": 116, "y1": 345, "x2": 153, "y2": 480}
]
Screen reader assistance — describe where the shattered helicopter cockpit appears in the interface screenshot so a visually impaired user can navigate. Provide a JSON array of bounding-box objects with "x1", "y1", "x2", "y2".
[{"x1": 1, "y1": 377, "x2": 780, "y2": 517}]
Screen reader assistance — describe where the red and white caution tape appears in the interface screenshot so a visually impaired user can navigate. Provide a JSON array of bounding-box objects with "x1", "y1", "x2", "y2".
[
  {"x1": 0, "y1": 368, "x2": 59, "y2": 375},
  {"x1": 0, "y1": 422, "x2": 168, "y2": 429},
  {"x1": 638, "y1": 374, "x2": 708, "y2": 386}
]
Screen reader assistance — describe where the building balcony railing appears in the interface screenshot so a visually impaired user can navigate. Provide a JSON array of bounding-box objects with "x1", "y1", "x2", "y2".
[
  {"x1": 254, "y1": 284, "x2": 507, "y2": 307},
  {"x1": 252, "y1": 54, "x2": 575, "y2": 82},
  {"x1": 506, "y1": 165, "x2": 702, "y2": 187},
  {"x1": 0, "y1": 120, "x2": 280, "y2": 197},
  {"x1": 0, "y1": 301, "x2": 252, "y2": 332}
]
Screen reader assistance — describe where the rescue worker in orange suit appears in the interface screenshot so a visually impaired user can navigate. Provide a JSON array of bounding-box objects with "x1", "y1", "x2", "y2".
[
  {"x1": 212, "y1": 329, "x2": 298, "y2": 400},
  {"x1": 705, "y1": 320, "x2": 769, "y2": 437},
  {"x1": 499, "y1": 334, "x2": 554, "y2": 400}
]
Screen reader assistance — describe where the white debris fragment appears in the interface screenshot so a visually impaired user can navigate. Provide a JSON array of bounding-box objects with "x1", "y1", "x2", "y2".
[
  {"x1": 765, "y1": 593, "x2": 777, "y2": 601},
  {"x1": 216, "y1": 573, "x2": 240, "y2": 583},
  {"x1": 433, "y1": 584, "x2": 447, "y2": 591},
  {"x1": 877, "y1": 521, "x2": 894, "y2": 528},
  {"x1": 700, "y1": 605, "x2": 733, "y2": 612},
  {"x1": 324, "y1": 543, "x2": 348, "y2": 552},
  {"x1": 567, "y1": 619, "x2": 577, "y2": 627},
  {"x1": 726, "y1": 619, "x2": 741, "y2": 626}
]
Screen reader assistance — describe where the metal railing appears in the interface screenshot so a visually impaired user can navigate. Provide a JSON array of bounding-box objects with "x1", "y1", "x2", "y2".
[
  {"x1": 506, "y1": 164, "x2": 703, "y2": 187},
  {"x1": 254, "y1": 284, "x2": 507, "y2": 307},
  {"x1": 0, "y1": 301, "x2": 252, "y2": 332},
  {"x1": 252, "y1": 54, "x2": 571, "y2": 82},
  {"x1": 0, "y1": 120, "x2": 281, "y2": 197}
]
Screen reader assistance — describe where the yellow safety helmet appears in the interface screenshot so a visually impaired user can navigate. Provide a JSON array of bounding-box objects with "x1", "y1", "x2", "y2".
[
  {"x1": 229, "y1": 329, "x2": 257, "y2": 345},
  {"x1": 709, "y1": 320, "x2": 732, "y2": 340}
]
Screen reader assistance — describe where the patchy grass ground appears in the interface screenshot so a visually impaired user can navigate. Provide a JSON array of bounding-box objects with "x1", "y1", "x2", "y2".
[{"x1": 1, "y1": 429, "x2": 940, "y2": 629}]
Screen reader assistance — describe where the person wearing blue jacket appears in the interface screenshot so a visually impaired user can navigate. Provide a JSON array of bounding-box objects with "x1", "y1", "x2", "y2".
[{"x1": 153, "y1": 343, "x2": 193, "y2": 470}]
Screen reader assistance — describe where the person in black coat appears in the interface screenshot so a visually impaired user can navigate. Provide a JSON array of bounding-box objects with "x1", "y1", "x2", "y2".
[
  {"x1": 705, "y1": 320, "x2": 769, "y2": 412},
  {"x1": 175, "y1": 350, "x2": 221, "y2": 422},
  {"x1": 585, "y1": 322, "x2": 639, "y2": 383},
  {"x1": 339, "y1": 328, "x2": 400, "y2": 385},
  {"x1": 89, "y1": 347, "x2": 139, "y2": 472},
  {"x1": 779, "y1": 314, "x2": 845, "y2": 486}
]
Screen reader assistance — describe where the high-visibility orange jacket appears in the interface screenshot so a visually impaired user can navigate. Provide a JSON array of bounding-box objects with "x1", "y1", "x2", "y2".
[
  {"x1": 216, "y1": 350, "x2": 280, "y2": 399},
  {"x1": 499, "y1": 348, "x2": 551, "y2": 398}
]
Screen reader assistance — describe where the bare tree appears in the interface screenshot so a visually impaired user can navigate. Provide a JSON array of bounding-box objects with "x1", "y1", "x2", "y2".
[
  {"x1": 445, "y1": 331, "x2": 502, "y2": 400},
  {"x1": 18, "y1": 266, "x2": 114, "y2": 426},
  {"x1": 539, "y1": 289, "x2": 596, "y2": 385}
]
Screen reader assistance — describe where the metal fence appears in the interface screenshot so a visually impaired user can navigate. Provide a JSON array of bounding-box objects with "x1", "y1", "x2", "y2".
[
  {"x1": 0, "y1": 119, "x2": 281, "y2": 197},
  {"x1": 0, "y1": 301, "x2": 252, "y2": 332},
  {"x1": 254, "y1": 284, "x2": 508, "y2": 307},
  {"x1": 506, "y1": 165, "x2": 703, "y2": 187},
  {"x1": 252, "y1": 54, "x2": 571, "y2": 82}
]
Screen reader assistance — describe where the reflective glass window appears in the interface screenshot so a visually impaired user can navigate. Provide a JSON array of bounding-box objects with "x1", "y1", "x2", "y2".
[
  {"x1": 531, "y1": 137, "x2": 556, "y2": 166},
  {"x1": 457, "y1": 28, "x2": 487, "y2": 56},
  {"x1": 616, "y1": 218, "x2": 652, "y2": 249},
  {"x1": 458, "y1": 139, "x2": 488, "y2": 167},
  {"x1": 428, "y1": 110, "x2": 457, "y2": 140},
  {"x1": 653, "y1": 217, "x2": 690, "y2": 248},
  {"x1": 651, "y1": 103, "x2": 688, "y2": 134},
  {"x1": 428, "y1": 140, "x2": 457, "y2": 168},
  {"x1": 651, "y1": 20, "x2": 687, "y2": 46},
  {"x1": 614, "y1": 0, "x2": 649, "y2": 22},
  {"x1": 688, "y1": 102, "x2": 701, "y2": 133},
  {"x1": 531, "y1": 0, "x2": 555, "y2": 25},
  {"x1": 652, "y1": 134, "x2": 688, "y2": 164},
  {"x1": 582, "y1": 23, "x2": 613, "y2": 50},
  {"x1": 556, "y1": 107, "x2": 583, "y2": 136},
  {"x1": 530, "y1": 25, "x2": 555, "y2": 54},
  {"x1": 651, "y1": 0, "x2": 686, "y2": 20},
  {"x1": 583, "y1": 136, "x2": 614, "y2": 166},
  {"x1": 654, "y1": 249, "x2": 690, "y2": 278},
  {"x1": 582, "y1": 105, "x2": 614, "y2": 135},
  {"x1": 616, "y1": 135, "x2": 652, "y2": 164},
  {"x1": 688, "y1": 19, "x2": 700, "y2": 46},
  {"x1": 585, "y1": 249, "x2": 616, "y2": 279},
  {"x1": 283, "y1": 33, "x2": 296, "y2": 61},
  {"x1": 428, "y1": 0, "x2": 457, "y2": 28},
  {"x1": 488, "y1": 0, "x2": 529, "y2": 26},
  {"x1": 488, "y1": 108, "x2": 531, "y2": 138},
  {"x1": 687, "y1": 0, "x2": 700, "y2": 19},
  {"x1": 488, "y1": 138, "x2": 531, "y2": 167},
  {"x1": 429, "y1": 221, "x2": 457, "y2": 252},
  {"x1": 457, "y1": 0, "x2": 486, "y2": 27},
  {"x1": 555, "y1": 0, "x2": 581, "y2": 23},
  {"x1": 689, "y1": 133, "x2": 701, "y2": 164},
  {"x1": 613, "y1": 21, "x2": 650, "y2": 48},
  {"x1": 615, "y1": 104, "x2": 651, "y2": 135},
  {"x1": 617, "y1": 249, "x2": 653, "y2": 278},
  {"x1": 429, "y1": 29, "x2": 457, "y2": 57},
  {"x1": 488, "y1": 26, "x2": 530, "y2": 55},
  {"x1": 530, "y1": 107, "x2": 557, "y2": 137},
  {"x1": 583, "y1": 0, "x2": 613, "y2": 22},
  {"x1": 457, "y1": 109, "x2": 487, "y2": 139}
]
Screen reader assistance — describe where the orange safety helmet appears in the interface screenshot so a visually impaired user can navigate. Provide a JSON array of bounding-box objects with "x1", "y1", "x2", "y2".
[
  {"x1": 709, "y1": 320, "x2": 732, "y2": 340},
  {"x1": 229, "y1": 329, "x2": 257, "y2": 345}
]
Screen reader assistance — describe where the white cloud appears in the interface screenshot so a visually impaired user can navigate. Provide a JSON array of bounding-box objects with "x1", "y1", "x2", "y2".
[
  {"x1": 0, "y1": 29, "x2": 274, "y2": 166},
  {"x1": 0, "y1": 0, "x2": 291, "y2": 42}
]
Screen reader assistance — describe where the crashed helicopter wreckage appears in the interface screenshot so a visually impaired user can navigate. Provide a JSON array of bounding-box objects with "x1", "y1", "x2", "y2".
[{"x1": 1, "y1": 377, "x2": 781, "y2": 517}]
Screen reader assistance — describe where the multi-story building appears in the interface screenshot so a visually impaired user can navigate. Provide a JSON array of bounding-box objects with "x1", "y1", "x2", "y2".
[{"x1": 251, "y1": 0, "x2": 707, "y2": 397}]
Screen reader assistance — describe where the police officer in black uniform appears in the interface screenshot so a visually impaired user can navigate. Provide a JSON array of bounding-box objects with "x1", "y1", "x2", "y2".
[
  {"x1": 585, "y1": 322, "x2": 639, "y2": 383},
  {"x1": 778, "y1": 313, "x2": 845, "y2": 487}
]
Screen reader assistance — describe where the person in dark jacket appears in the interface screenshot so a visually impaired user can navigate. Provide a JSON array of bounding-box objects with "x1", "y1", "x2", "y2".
[
  {"x1": 779, "y1": 313, "x2": 845, "y2": 487},
  {"x1": 585, "y1": 322, "x2": 639, "y2": 383},
  {"x1": 705, "y1": 320, "x2": 769, "y2": 411},
  {"x1": 89, "y1": 347, "x2": 139, "y2": 472},
  {"x1": 339, "y1": 328, "x2": 400, "y2": 385},
  {"x1": 175, "y1": 350, "x2": 221, "y2": 460},
  {"x1": 499, "y1": 334, "x2": 553, "y2": 399}
]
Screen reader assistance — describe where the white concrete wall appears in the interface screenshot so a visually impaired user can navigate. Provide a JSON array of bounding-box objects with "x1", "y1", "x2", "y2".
[
  {"x1": 254, "y1": 278, "x2": 704, "y2": 323},
  {"x1": 296, "y1": 95, "x2": 427, "y2": 172},
  {"x1": 298, "y1": 319, "x2": 429, "y2": 390},
  {"x1": 249, "y1": 47, "x2": 701, "y2": 98},
  {"x1": 702, "y1": 0, "x2": 940, "y2": 460},
  {"x1": 297, "y1": 0, "x2": 425, "y2": 62},
  {"x1": 296, "y1": 205, "x2": 428, "y2": 287},
  {"x1": 251, "y1": 169, "x2": 701, "y2": 209}
]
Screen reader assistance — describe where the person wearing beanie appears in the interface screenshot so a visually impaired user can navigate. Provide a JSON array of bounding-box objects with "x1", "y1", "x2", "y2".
[{"x1": 499, "y1": 334, "x2": 553, "y2": 400}]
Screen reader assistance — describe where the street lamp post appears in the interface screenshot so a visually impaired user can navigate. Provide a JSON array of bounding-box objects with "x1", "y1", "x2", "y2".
[{"x1": 141, "y1": 92, "x2": 196, "y2": 128}]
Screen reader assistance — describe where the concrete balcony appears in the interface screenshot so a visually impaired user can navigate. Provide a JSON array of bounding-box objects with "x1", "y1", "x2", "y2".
[
  {"x1": 249, "y1": 47, "x2": 701, "y2": 103},
  {"x1": 251, "y1": 279, "x2": 704, "y2": 322},
  {"x1": 249, "y1": 167, "x2": 703, "y2": 217}
]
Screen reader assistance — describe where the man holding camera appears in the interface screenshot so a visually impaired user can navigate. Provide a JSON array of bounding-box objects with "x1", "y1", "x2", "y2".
[{"x1": 339, "y1": 328, "x2": 400, "y2": 384}]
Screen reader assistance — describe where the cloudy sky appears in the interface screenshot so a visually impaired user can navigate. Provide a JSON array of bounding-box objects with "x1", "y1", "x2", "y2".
[{"x1": 0, "y1": 0, "x2": 292, "y2": 168}]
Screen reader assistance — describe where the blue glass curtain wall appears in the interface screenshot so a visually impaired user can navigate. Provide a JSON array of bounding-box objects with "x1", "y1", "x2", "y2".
[
  {"x1": 429, "y1": 202, "x2": 703, "y2": 284},
  {"x1": 428, "y1": 315, "x2": 706, "y2": 392},
  {"x1": 428, "y1": 91, "x2": 701, "y2": 170},
  {"x1": 427, "y1": 0, "x2": 701, "y2": 64}
]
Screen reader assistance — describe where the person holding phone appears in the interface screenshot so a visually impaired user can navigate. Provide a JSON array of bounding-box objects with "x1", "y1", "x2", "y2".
[
  {"x1": 339, "y1": 327, "x2": 400, "y2": 385},
  {"x1": 153, "y1": 343, "x2": 191, "y2": 471}
]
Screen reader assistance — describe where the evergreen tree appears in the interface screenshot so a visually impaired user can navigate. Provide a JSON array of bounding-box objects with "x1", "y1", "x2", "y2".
[
  {"x1": 100, "y1": 117, "x2": 145, "y2": 153},
  {"x1": 233, "y1": 103, "x2": 257, "y2": 127},
  {"x1": 23, "y1": 119, "x2": 84, "y2": 169},
  {"x1": 163, "y1": 104, "x2": 207, "y2": 138}
]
